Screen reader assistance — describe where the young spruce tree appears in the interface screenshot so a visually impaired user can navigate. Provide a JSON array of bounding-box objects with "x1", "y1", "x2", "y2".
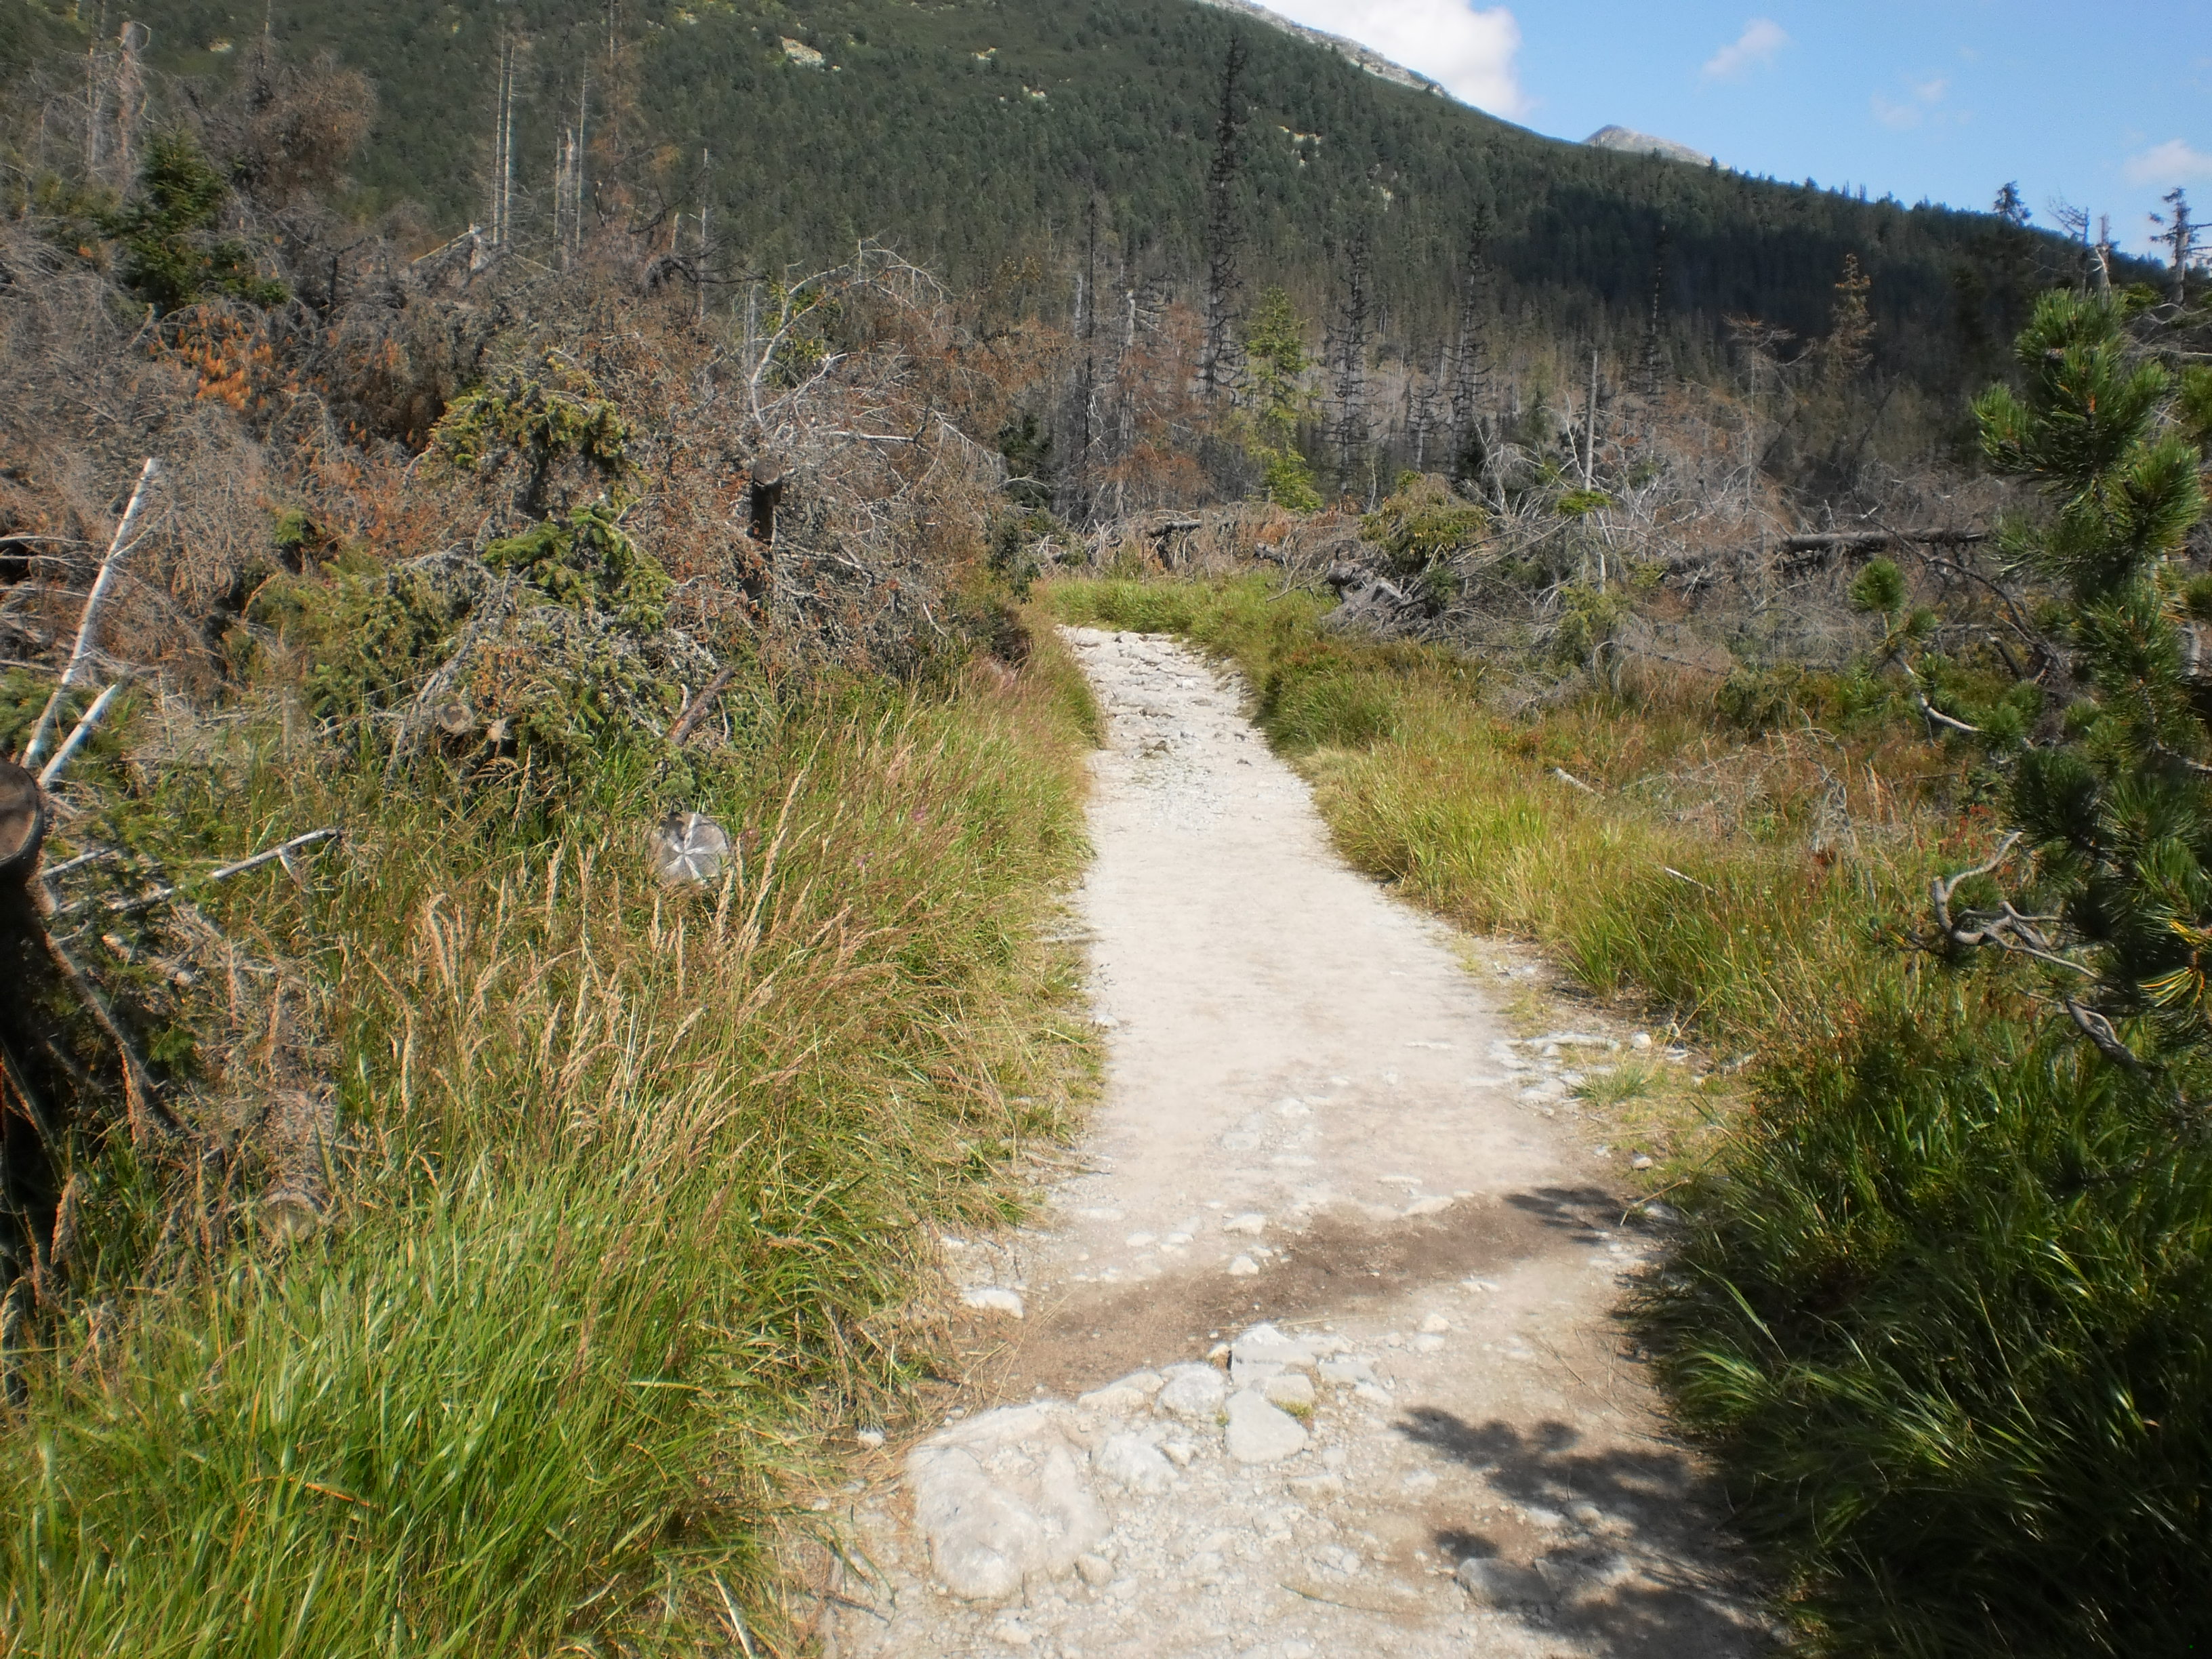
[
  {"x1": 1960, "y1": 291, "x2": 2212, "y2": 1075},
  {"x1": 1242, "y1": 287, "x2": 1321, "y2": 511}
]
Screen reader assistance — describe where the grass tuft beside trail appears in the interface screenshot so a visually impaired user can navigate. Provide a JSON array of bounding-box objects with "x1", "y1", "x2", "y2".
[
  {"x1": 3, "y1": 624, "x2": 1099, "y2": 1656},
  {"x1": 1050, "y1": 573, "x2": 2212, "y2": 1658}
]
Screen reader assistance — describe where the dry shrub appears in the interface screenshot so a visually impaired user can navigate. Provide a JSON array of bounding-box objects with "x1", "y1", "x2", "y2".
[{"x1": 0, "y1": 229, "x2": 271, "y2": 689}]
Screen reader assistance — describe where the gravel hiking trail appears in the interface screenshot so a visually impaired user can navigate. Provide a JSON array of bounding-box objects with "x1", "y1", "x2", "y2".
[{"x1": 836, "y1": 628, "x2": 1767, "y2": 1659}]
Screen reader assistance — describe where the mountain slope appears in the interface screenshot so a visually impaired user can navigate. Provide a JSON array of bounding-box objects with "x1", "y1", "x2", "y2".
[
  {"x1": 1189, "y1": 0, "x2": 1452, "y2": 99},
  {"x1": 1588, "y1": 125, "x2": 1715, "y2": 168},
  {"x1": 18, "y1": 0, "x2": 2101, "y2": 396}
]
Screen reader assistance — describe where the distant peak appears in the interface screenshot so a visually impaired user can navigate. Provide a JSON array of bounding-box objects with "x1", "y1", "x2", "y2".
[
  {"x1": 1191, "y1": 0, "x2": 1452, "y2": 101},
  {"x1": 1586, "y1": 125, "x2": 1715, "y2": 167}
]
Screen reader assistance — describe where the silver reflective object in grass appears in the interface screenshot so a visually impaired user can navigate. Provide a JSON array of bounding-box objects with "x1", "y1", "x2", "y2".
[{"x1": 648, "y1": 809, "x2": 731, "y2": 885}]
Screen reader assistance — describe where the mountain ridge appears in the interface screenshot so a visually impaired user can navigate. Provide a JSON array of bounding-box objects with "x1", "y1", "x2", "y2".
[
  {"x1": 1586, "y1": 124, "x2": 1716, "y2": 169},
  {"x1": 1188, "y1": 0, "x2": 1453, "y2": 101}
]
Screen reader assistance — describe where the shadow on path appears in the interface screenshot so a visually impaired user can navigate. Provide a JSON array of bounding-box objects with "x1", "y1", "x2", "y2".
[
  {"x1": 1400, "y1": 1408, "x2": 1769, "y2": 1658},
  {"x1": 1504, "y1": 1185, "x2": 1625, "y2": 1246}
]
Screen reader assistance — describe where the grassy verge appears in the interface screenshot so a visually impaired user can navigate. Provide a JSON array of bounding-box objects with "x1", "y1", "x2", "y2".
[
  {"x1": 1049, "y1": 573, "x2": 2212, "y2": 1656},
  {"x1": 2, "y1": 616, "x2": 1099, "y2": 1655}
]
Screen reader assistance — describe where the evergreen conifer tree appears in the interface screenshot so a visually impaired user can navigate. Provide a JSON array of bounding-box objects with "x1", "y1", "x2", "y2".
[
  {"x1": 1955, "y1": 293, "x2": 2212, "y2": 1074},
  {"x1": 1242, "y1": 287, "x2": 1320, "y2": 510}
]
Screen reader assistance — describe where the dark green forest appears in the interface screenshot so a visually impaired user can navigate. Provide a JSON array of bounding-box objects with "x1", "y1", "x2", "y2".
[{"x1": 6, "y1": 0, "x2": 2142, "y2": 401}]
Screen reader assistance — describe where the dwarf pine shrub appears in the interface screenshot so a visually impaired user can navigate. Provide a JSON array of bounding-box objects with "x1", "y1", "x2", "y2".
[{"x1": 1647, "y1": 291, "x2": 2212, "y2": 1655}]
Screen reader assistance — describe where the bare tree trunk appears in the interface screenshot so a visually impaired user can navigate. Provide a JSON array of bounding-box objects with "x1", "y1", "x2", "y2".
[
  {"x1": 1197, "y1": 37, "x2": 1247, "y2": 400},
  {"x1": 2161, "y1": 188, "x2": 2197, "y2": 306},
  {"x1": 1448, "y1": 211, "x2": 1494, "y2": 491},
  {"x1": 1071, "y1": 194, "x2": 1101, "y2": 520},
  {"x1": 114, "y1": 20, "x2": 146, "y2": 185},
  {"x1": 1329, "y1": 227, "x2": 1372, "y2": 500},
  {"x1": 1582, "y1": 350, "x2": 1600, "y2": 490},
  {"x1": 696, "y1": 149, "x2": 710, "y2": 324},
  {"x1": 1641, "y1": 224, "x2": 1670, "y2": 399},
  {"x1": 489, "y1": 40, "x2": 516, "y2": 248}
]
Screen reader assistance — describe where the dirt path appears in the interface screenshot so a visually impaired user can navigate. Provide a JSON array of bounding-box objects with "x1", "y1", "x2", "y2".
[{"x1": 838, "y1": 629, "x2": 1765, "y2": 1658}]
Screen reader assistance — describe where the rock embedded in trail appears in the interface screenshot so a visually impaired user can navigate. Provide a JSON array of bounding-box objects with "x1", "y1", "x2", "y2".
[
  {"x1": 1456, "y1": 1554, "x2": 1532, "y2": 1607},
  {"x1": 1225, "y1": 1389, "x2": 1310, "y2": 1463},
  {"x1": 1075, "y1": 1369, "x2": 1162, "y2": 1414},
  {"x1": 1154, "y1": 1361, "x2": 1227, "y2": 1421},
  {"x1": 905, "y1": 1406, "x2": 1107, "y2": 1601},
  {"x1": 1097, "y1": 1431, "x2": 1176, "y2": 1495},
  {"x1": 1317, "y1": 1354, "x2": 1376, "y2": 1387},
  {"x1": 1231, "y1": 1323, "x2": 1316, "y2": 1369}
]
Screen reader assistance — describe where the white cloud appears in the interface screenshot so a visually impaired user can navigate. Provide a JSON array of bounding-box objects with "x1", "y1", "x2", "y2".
[
  {"x1": 1700, "y1": 18, "x2": 1788, "y2": 83},
  {"x1": 1870, "y1": 94, "x2": 1919, "y2": 131},
  {"x1": 1872, "y1": 75, "x2": 1949, "y2": 131},
  {"x1": 2124, "y1": 138, "x2": 2212, "y2": 186},
  {"x1": 1265, "y1": 1, "x2": 1528, "y2": 118}
]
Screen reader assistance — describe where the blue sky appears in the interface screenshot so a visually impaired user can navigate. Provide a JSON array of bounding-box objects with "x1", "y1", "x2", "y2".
[{"x1": 1264, "y1": 1, "x2": 2212, "y2": 257}]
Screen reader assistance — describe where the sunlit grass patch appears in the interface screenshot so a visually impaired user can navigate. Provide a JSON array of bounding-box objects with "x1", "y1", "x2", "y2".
[{"x1": 1, "y1": 619, "x2": 1100, "y2": 1655}]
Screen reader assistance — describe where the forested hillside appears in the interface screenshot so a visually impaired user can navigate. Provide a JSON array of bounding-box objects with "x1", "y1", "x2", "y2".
[{"x1": 12, "y1": 0, "x2": 2124, "y2": 407}]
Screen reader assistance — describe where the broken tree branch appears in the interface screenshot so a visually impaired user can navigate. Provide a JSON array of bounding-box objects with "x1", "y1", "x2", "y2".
[
  {"x1": 667, "y1": 665, "x2": 738, "y2": 745},
  {"x1": 20, "y1": 458, "x2": 159, "y2": 767},
  {"x1": 54, "y1": 827, "x2": 342, "y2": 919},
  {"x1": 1780, "y1": 528, "x2": 1988, "y2": 555},
  {"x1": 2064, "y1": 997, "x2": 2148, "y2": 1073},
  {"x1": 36, "y1": 682, "x2": 123, "y2": 788}
]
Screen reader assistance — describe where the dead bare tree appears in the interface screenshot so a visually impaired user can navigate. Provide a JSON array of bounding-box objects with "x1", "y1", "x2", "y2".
[
  {"x1": 1328, "y1": 226, "x2": 1373, "y2": 501},
  {"x1": 1197, "y1": 37, "x2": 1248, "y2": 401}
]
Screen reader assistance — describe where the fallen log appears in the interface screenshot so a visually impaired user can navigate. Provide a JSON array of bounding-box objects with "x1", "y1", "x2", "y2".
[
  {"x1": 1779, "y1": 529, "x2": 1989, "y2": 554},
  {"x1": 1663, "y1": 527, "x2": 1989, "y2": 582}
]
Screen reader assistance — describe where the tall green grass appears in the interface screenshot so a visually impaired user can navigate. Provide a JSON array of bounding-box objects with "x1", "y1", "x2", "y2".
[
  {"x1": 1647, "y1": 1011, "x2": 2212, "y2": 1656},
  {"x1": 3, "y1": 630, "x2": 1097, "y2": 1654},
  {"x1": 1051, "y1": 573, "x2": 2212, "y2": 1655}
]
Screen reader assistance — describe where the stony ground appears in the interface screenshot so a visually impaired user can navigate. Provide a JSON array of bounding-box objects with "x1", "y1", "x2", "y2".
[{"x1": 831, "y1": 628, "x2": 1769, "y2": 1659}]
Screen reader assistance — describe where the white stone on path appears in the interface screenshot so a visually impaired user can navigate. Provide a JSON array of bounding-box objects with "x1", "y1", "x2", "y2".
[
  {"x1": 961, "y1": 1287, "x2": 1025, "y2": 1317},
  {"x1": 1097, "y1": 1432, "x2": 1176, "y2": 1495},
  {"x1": 1456, "y1": 1555, "x2": 1521, "y2": 1605},
  {"x1": 1225, "y1": 1389, "x2": 1309, "y2": 1463},
  {"x1": 1227, "y1": 1254, "x2": 1260, "y2": 1277},
  {"x1": 1154, "y1": 1362, "x2": 1227, "y2": 1421},
  {"x1": 1076, "y1": 1370, "x2": 1163, "y2": 1414},
  {"x1": 1222, "y1": 1212, "x2": 1267, "y2": 1235},
  {"x1": 1419, "y1": 1313, "x2": 1451, "y2": 1334},
  {"x1": 1262, "y1": 1371, "x2": 1315, "y2": 1411},
  {"x1": 906, "y1": 1406, "x2": 1107, "y2": 1601},
  {"x1": 1232, "y1": 1324, "x2": 1317, "y2": 1370},
  {"x1": 1403, "y1": 1195, "x2": 1455, "y2": 1217}
]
